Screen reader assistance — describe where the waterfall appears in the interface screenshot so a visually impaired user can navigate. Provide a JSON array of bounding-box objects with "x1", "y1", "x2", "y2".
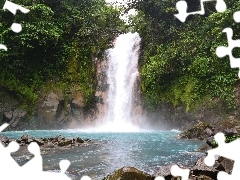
[{"x1": 100, "y1": 32, "x2": 141, "y2": 132}]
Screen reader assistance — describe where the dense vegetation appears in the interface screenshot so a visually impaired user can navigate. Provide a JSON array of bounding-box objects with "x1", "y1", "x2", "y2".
[
  {"x1": 0, "y1": 0, "x2": 239, "y2": 115},
  {"x1": 0, "y1": 0, "x2": 124, "y2": 111},
  {"x1": 130, "y1": 0, "x2": 240, "y2": 111}
]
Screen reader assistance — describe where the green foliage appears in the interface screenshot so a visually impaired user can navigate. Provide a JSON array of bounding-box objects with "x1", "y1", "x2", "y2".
[
  {"x1": 0, "y1": 0, "x2": 125, "y2": 110},
  {"x1": 131, "y1": 0, "x2": 239, "y2": 111}
]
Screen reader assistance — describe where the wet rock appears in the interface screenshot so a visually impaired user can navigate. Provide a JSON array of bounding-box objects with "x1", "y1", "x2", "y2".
[
  {"x1": 55, "y1": 135, "x2": 64, "y2": 142},
  {"x1": 45, "y1": 142, "x2": 55, "y2": 148},
  {"x1": 179, "y1": 122, "x2": 214, "y2": 140},
  {"x1": 58, "y1": 139, "x2": 72, "y2": 147},
  {"x1": 21, "y1": 134, "x2": 32, "y2": 141},
  {"x1": 6, "y1": 134, "x2": 89, "y2": 148},
  {"x1": 103, "y1": 166, "x2": 153, "y2": 180},
  {"x1": 76, "y1": 137, "x2": 84, "y2": 143}
]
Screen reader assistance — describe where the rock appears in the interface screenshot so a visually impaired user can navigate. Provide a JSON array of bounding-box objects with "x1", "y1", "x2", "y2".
[
  {"x1": 205, "y1": 128, "x2": 213, "y2": 136},
  {"x1": 0, "y1": 135, "x2": 9, "y2": 143},
  {"x1": 45, "y1": 142, "x2": 55, "y2": 148},
  {"x1": 179, "y1": 122, "x2": 214, "y2": 140},
  {"x1": 190, "y1": 156, "x2": 233, "y2": 180},
  {"x1": 216, "y1": 156, "x2": 233, "y2": 174},
  {"x1": 3, "y1": 111, "x2": 13, "y2": 122},
  {"x1": 58, "y1": 139, "x2": 71, "y2": 147},
  {"x1": 192, "y1": 156, "x2": 219, "y2": 175},
  {"x1": 205, "y1": 136, "x2": 215, "y2": 148},
  {"x1": 189, "y1": 174, "x2": 214, "y2": 180},
  {"x1": 55, "y1": 135, "x2": 64, "y2": 142},
  {"x1": 21, "y1": 134, "x2": 32, "y2": 141},
  {"x1": 103, "y1": 166, "x2": 153, "y2": 180},
  {"x1": 224, "y1": 127, "x2": 238, "y2": 136},
  {"x1": 76, "y1": 137, "x2": 84, "y2": 143},
  {"x1": 4, "y1": 134, "x2": 88, "y2": 148}
]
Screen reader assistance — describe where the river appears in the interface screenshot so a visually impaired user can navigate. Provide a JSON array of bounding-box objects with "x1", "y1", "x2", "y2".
[{"x1": 1, "y1": 130, "x2": 204, "y2": 180}]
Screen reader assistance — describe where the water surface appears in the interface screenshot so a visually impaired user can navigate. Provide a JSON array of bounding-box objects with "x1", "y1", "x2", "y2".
[{"x1": 1, "y1": 130, "x2": 204, "y2": 179}]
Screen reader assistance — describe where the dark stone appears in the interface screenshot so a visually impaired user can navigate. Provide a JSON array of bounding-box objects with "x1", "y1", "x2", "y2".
[
  {"x1": 21, "y1": 134, "x2": 32, "y2": 141},
  {"x1": 58, "y1": 139, "x2": 71, "y2": 147},
  {"x1": 0, "y1": 135, "x2": 9, "y2": 143},
  {"x1": 76, "y1": 137, "x2": 84, "y2": 143},
  {"x1": 55, "y1": 135, "x2": 64, "y2": 142},
  {"x1": 55, "y1": 100, "x2": 65, "y2": 119},
  {"x1": 179, "y1": 122, "x2": 214, "y2": 140}
]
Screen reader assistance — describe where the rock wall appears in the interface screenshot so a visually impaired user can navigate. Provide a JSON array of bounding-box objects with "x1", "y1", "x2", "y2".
[
  {"x1": 1, "y1": 57, "x2": 236, "y2": 131},
  {"x1": 0, "y1": 88, "x2": 27, "y2": 130},
  {"x1": 94, "y1": 58, "x2": 108, "y2": 120},
  {"x1": 143, "y1": 101, "x2": 228, "y2": 131}
]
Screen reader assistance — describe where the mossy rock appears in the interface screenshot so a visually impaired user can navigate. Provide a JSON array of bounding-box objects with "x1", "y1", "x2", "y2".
[
  {"x1": 102, "y1": 167, "x2": 154, "y2": 180},
  {"x1": 179, "y1": 122, "x2": 214, "y2": 140},
  {"x1": 58, "y1": 140, "x2": 71, "y2": 147}
]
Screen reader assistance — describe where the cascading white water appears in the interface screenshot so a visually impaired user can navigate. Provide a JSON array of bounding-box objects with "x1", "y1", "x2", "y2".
[{"x1": 99, "y1": 32, "x2": 141, "y2": 132}]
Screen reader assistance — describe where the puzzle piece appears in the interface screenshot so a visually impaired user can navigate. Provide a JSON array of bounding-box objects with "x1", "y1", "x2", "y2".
[
  {"x1": 175, "y1": 0, "x2": 227, "y2": 22},
  {"x1": 216, "y1": 28, "x2": 240, "y2": 78},
  {"x1": 171, "y1": 164, "x2": 190, "y2": 180},
  {"x1": 204, "y1": 132, "x2": 240, "y2": 180}
]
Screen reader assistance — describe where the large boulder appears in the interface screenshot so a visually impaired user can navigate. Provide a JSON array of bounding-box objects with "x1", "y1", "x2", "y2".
[
  {"x1": 179, "y1": 122, "x2": 214, "y2": 140},
  {"x1": 191, "y1": 157, "x2": 219, "y2": 179},
  {"x1": 103, "y1": 167, "x2": 154, "y2": 180}
]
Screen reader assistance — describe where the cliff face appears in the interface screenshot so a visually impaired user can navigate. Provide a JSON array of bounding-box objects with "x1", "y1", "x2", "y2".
[
  {"x1": 1, "y1": 59, "x2": 239, "y2": 131},
  {"x1": 0, "y1": 58, "x2": 111, "y2": 130},
  {"x1": 94, "y1": 58, "x2": 108, "y2": 121}
]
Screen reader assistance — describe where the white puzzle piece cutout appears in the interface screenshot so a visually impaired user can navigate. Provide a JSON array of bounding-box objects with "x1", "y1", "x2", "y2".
[
  {"x1": 175, "y1": 0, "x2": 227, "y2": 22},
  {"x1": 155, "y1": 176, "x2": 165, "y2": 180},
  {"x1": 204, "y1": 133, "x2": 240, "y2": 180},
  {"x1": 171, "y1": 164, "x2": 190, "y2": 180},
  {"x1": 216, "y1": 28, "x2": 240, "y2": 78}
]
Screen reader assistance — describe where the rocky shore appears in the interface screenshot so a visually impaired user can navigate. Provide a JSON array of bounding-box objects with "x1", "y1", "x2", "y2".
[
  {"x1": 0, "y1": 134, "x2": 91, "y2": 149},
  {"x1": 102, "y1": 119, "x2": 239, "y2": 180}
]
